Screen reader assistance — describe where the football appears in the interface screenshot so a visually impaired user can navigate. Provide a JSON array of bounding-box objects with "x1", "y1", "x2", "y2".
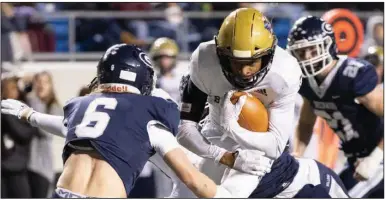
[{"x1": 230, "y1": 91, "x2": 269, "y2": 132}]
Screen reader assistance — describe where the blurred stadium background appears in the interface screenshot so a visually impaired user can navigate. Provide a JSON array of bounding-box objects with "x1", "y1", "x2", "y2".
[{"x1": 1, "y1": 2, "x2": 383, "y2": 198}]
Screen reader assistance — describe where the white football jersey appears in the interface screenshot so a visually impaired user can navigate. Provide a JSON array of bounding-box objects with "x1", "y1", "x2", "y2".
[{"x1": 188, "y1": 40, "x2": 302, "y2": 157}]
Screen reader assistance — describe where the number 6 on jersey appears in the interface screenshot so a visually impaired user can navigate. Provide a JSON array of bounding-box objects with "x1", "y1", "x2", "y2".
[{"x1": 75, "y1": 98, "x2": 118, "y2": 138}]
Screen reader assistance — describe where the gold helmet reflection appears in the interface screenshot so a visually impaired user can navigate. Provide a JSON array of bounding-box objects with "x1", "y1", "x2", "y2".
[{"x1": 215, "y1": 8, "x2": 277, "y2": 89}]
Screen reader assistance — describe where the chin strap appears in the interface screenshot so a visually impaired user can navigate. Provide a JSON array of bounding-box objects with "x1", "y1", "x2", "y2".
[{"x1": 88, "y1": 77, "x2": 98, "y2": 91}]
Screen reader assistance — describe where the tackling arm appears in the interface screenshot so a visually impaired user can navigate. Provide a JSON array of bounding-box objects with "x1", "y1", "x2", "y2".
[
  {"x1": 1, "y1": 99, "x2": 66, "y2": 137},
  {"x1": 28, "y1": 112, "x2": 66, "y2": 137},
  {"x1": 148, "y1": 123, "x2": 233, "y2": 198}
]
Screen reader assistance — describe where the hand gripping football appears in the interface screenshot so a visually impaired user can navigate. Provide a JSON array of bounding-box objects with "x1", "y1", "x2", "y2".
[{"x1": 230, "y1": 92, "x2": 269, "y2": 132}]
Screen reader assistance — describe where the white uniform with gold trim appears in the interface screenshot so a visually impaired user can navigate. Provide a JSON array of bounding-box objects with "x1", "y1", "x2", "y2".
[
  {"x1": 174, "y1": 40, "x2": 349, "y2": 198},
  {"x1": 175, "y1": 40, "x2": 305, "y2": 197},
  {"x1": 189, "y1": 40, "x2": 302, "y2": 157}
]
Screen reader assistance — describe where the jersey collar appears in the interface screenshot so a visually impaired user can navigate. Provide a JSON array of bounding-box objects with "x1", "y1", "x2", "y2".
[{"x1": 308, "y1": 55, "x2": 347, "y2": 98}]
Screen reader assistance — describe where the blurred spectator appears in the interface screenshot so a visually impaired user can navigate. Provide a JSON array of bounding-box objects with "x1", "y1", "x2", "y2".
[
  {"x1": 75, "y1": 18, "x2": 124, "y2": 52},
  {"x1": 361, "y1": 15, "x2": 383, "y2": 56},
  {"x1": 127, "y1": 4, "x2": 201, "y2": 52},
  {"x1": 363, "y1": 46, "x2": 384, "y2": 84},
  {"x1": 1, "y1": 76, "x2": 39, "y2": 198},
  {"x1": 26, "y1": 71, "x2": 63, "y2": 198},
  {"x1": 111, "y1": 3, "x2": 152, "y2": 11},
  {"x1": 1, "y1": 3, "x2": 32, "y2": 62},
  {"x1": 163, "y1": 5, "x2": 201, "y2": 52},
  {"x1": 15, "y1": 3, "x2": 55, "y2": 53},
  {"x1": 209, "y1": 2, "x2": 243, "y2": 11}
]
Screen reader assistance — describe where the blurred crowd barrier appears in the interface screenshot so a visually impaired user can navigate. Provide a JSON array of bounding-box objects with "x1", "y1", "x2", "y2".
[{"x1": 1, "y1": 2, "x2": 383, "y2": 62}]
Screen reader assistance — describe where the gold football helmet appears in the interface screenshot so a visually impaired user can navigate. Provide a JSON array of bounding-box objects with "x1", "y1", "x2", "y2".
[
  {"x1": 149, "y1": 37, "x2": 179, "y2": 74},
  {"x1": 215, "y1": 8, "x2": 277, "y2": 89},
  {"x1": 149, "y1": 37, "x2": 179, "y2": 59}
]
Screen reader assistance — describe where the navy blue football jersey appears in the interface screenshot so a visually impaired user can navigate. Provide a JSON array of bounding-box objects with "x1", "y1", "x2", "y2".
[
  {"x1": 299, "y1": 56, "x2": 383, "y2": 163},
  {"x1": 62, "y1": 92, "x2": 179, "y2": 196}
]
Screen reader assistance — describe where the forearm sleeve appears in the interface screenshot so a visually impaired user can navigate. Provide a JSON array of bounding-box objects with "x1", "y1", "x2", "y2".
[
  {"x1": 29, "y1": 112, "x2": 67, "y2": 137},
  {"x1": 177, "y1": 120, "x2": 227, "y2": 163}
]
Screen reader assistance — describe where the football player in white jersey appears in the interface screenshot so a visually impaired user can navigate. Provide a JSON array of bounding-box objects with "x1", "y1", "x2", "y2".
[
  {"x1": 176, "y1": 8, "x2": 349, "y2": 198},
  {"x1": 149, "y1": 37, "x2": 186, "y2": 103}
]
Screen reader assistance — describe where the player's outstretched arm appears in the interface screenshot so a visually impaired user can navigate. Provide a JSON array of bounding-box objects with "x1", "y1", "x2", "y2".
[
  {"x1": 148, "y1": 123, "x2": 233, "y2": 198},
  {"x1": 293, "y1": 97, "x2": 317, "y2": 157},
  {"x1": 164, "y1": 148, "x2": 234, "y2": 198},
  {"x1": 178, "y1": 120, "x2": 271, "y2": 176},
  {"x1": 1, "y1": 99, "x2": 66, "y2": 137}
]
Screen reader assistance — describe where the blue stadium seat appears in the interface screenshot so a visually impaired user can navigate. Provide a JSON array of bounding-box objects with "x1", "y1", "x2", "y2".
[
  {"x1": 46, "y1": 19, "x2": 69, "y2": 52},
  {"x1": 272, "y1": 19, "x2": 292, "y2": 48}
]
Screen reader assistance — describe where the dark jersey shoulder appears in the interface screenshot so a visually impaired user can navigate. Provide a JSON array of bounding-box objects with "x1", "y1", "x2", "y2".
[
  {"x1": 343, "y1": 57, "x2": 378, "y2": 97},
  {"x1": 62, "y1": 92, "x2": 179, "y2": 196},
  {"x1": 299, "y1": 57, "x2": 378, "y2": 99},
  {"x1": 299, "y1": 57, "x2": 382, "y2": 162}
]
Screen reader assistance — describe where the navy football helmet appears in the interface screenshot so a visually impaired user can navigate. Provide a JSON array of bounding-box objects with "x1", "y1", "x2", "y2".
[
  {"x1": 89, "y1": 44, "x2": 156, "y2": 96},
  {"x1": 287, "y1": 16, "x2": 339, "y2": 77}
]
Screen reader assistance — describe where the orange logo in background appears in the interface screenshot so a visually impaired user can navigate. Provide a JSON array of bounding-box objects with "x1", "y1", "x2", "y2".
[{"x1": 322, "y1": 9, "x2": 364, "y2": 58}]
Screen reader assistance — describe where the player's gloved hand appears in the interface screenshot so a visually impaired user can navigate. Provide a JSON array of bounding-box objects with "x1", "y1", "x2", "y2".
[
  {"x1": 220, "y1": 90, "x2": 246, "y2": 133},
  {"x1": 232, "y1": 148, "x2": 273, "y2": 176},
  {"x1": 1, "y1": 99, "x2": 35, "y2": 122},
  {"x1": 354, "y1": 147, "x2": 383, "y2": 181}
]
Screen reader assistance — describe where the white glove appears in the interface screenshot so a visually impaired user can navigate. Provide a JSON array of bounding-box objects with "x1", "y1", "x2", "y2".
[
  {"x1": 354, "y1": 147, "x2": 383, "y2": 181},
  {"x1": 1, "y1": 99, "x2": 35, "y2": 121},
  {"x1": 220, "y1": 90, "x2": 247, "y2": 134},
  {"x1": 233, "y1": 148, "x2": 273, "y2": 176}
]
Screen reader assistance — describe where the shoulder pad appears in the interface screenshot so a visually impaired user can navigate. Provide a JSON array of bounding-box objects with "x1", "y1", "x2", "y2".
[{"x1": 269, "y1": 47, "x2": 303, "y2": 93}]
